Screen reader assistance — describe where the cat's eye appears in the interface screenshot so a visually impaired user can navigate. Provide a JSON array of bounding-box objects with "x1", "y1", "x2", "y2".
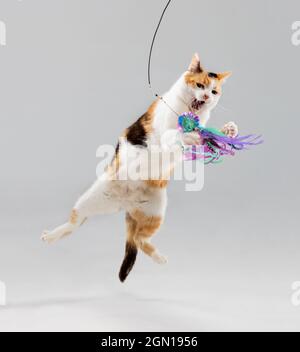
[
  {"x1": 208, "y1": 72, "x2": 218, "y2": 79},
  {"x1": 212, "y1": 89, "x2": 218, "y2": 95},
  {"x1": 196, "y1": 83, "x2": 205, "y2": 89}
]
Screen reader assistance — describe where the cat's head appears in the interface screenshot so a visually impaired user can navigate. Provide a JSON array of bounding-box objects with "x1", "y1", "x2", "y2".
[{"x1": 184, "y1": 53, "x2": 231, "y2": 113}]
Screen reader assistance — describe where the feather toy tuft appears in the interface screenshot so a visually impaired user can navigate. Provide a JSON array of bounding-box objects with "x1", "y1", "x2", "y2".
[{"x1": 178, "y1": 112, "x2": 263, "y2": 164}]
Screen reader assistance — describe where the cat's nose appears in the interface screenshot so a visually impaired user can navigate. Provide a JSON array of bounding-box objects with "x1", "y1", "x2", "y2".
[{"x1": 203, "y1": 94, "x2": 209, "y2": 101}]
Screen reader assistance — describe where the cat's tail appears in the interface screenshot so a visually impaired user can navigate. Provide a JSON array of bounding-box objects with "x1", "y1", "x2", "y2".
[{"x1": 119, "y1": 240, "x2": 138, "y2": 282}]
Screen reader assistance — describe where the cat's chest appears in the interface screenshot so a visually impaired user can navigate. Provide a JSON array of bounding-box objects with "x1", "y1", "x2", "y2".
[{"x1": 153, "y1": 109, "x2": 178, "y2": 135}]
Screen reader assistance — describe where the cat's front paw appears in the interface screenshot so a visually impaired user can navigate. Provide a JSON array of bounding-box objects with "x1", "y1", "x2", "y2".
[
  {"x1": 221, "y1": 121, "x2": 238, "y2": 138},
  {"x1": 182, "y1": 131, "x2": 202, "y2": 146}
]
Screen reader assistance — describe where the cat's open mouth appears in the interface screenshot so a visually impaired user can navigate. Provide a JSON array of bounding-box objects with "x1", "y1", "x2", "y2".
[{"x1": 191, "y1": 98, "x2": 205, "y2": 111}]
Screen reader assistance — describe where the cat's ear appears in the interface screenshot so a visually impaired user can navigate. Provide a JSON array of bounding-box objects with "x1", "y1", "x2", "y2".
[
  {"x1": 188, "y1": 53, "x2": 203, "y2": 73},
  {"x1": 218, "y1": 71, "x2": 232, "y2": 83}
]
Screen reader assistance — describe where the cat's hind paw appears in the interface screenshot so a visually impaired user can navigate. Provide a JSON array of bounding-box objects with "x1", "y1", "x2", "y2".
[
  {"x1": 152, "y1": 251, "x2": 168, "y2": 265},
  {"x1": 41, "y1": 230, "x2": 66, "y2": 244}
]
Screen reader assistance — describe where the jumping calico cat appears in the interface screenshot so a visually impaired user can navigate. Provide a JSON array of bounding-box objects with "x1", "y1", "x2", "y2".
[{"x1": 41, "y1": 54, "x2": 238, "y2": 282}]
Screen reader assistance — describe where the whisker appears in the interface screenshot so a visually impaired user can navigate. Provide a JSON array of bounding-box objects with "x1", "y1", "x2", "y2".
[{"x1": 216, "y1": 103, "x2": 234, "y2": 113}]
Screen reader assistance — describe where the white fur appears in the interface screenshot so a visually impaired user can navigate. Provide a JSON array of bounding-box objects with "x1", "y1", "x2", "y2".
[{"x1": 151, "y1": 251, "x2": 168, "y2": 264}]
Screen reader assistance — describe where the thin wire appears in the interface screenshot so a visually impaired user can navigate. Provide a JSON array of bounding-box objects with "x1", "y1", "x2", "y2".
[
  {"x1": 147, "y1": 0, "x2": 172, "y2": 87},
  {"x1": 147, "y1": 0, "x2": 180, "y2": 117}
]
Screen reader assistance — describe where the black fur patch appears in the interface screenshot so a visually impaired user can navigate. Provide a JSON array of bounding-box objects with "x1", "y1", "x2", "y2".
[
  {"x1": 208, "y1": 72, "x2": 218, "y2": 79},
  {"x1": 126, "y1": 113, "x2": 148, "y2": 147},
  {"x1": 115, "y1": 142, "x2": 120, "y2": 155},
  {"x1": 119, "y1": 242, "x2": 138, "y2": 282},
  {"x1": 110, "y1": 142, "x2": 120, "y2": 166}
]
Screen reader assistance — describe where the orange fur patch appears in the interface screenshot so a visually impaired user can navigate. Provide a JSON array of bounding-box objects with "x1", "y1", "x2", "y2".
[
  {"x1": 145, "y1": 180, "x2": 169, "y2": 188},
  {"x1": 213, "y1": 80, "x2": 223, "y2": 95},
  {"x1": 70, "y1": 209, "x2": 78, "y2": 225},
  {"x1": 125, "y1": 211, "x2": 160, "y2": 256},
  {"x1": 185, "y1": 70, "x2": 231, "y2": 93},
  {"x1": 185, "y1": 71, "x2": 212, "y2": 88},
  {"x1": 139, "y1": 241, "x2": 156, "y2": 256},
  {"x1": 141, "y1": 100, "x2": 158, "y2": 134},
  {"x1": 130, "y1": 209, "x2": 162, "y2": 238},
  {"x1": 126, "y1": 212, "x2": 138, "y2": 243},
  {"x1": 109, "y1": 151, "x2": 120, "y2": 175}
]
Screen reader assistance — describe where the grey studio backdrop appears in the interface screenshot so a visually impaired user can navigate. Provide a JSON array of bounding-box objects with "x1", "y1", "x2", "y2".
[{"x1": 0, "y1": 0, "x2": 299, "y2": 331}]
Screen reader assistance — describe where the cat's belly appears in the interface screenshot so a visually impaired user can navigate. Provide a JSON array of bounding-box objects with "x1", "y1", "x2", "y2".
[{"x1": 103, "y1": 180, "x2": 165, "y2": 213}]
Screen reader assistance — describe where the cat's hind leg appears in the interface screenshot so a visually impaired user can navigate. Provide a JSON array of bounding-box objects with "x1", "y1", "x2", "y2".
[
  {"x1": 133, "y1": 187, "x2": 168, "y2": 264},
  {"x1": 119, "y1": 187, "x2": 168, "y2": 281},
  {"x1": 119, "y1": 207, "x2": 167, "y2": 282},
  {"x1": 132, "y1": 209, "x2": 168, "y2": 264},
  {"x1": 41, "y1": 177, "x2": 122, "y2": 244},
  {"x1": 41, "y1": 209, "x2": 86, "y2": 244}
]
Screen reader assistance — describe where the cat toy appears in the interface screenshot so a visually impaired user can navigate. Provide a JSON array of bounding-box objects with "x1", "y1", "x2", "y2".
[{"x1": 178, "y1": 112, "x2": 262, "y2": 164}]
